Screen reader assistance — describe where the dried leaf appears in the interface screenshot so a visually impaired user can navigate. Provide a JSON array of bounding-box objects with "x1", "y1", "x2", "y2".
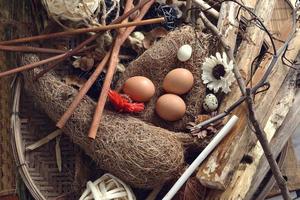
[
  {"x1": 192, "y1": 130, "x2": 208, "y2": 139},
  {"x1": 26, "y1": 129, "x2": 62, "y2": 151}
]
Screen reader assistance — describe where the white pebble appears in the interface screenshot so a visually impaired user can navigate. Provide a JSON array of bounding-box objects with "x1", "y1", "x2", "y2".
[
  {"x1": 177, "y1": 44, "x2": 192, "y2": 62},
  {"x1": 203, "y1": 94, "x2": 218, "y2": 112}
]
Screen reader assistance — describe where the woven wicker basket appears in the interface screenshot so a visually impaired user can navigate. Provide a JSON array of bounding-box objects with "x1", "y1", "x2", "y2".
[{"x1": 11, "y1": 76, "x2": 78, "y2": 200}]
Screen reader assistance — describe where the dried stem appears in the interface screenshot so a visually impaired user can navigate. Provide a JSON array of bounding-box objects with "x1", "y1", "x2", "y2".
[
  {"x1": 245, "y1": 89, "x2": 291, "y2": 200},
  {"x1": 88, "y1": 0, "x2": 155, "y2": 139}
]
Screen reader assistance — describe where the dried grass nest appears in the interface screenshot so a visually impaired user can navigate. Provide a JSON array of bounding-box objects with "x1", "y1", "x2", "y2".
[{"x1": 22, "y1": 26, "x2": 215, "y2": 188}]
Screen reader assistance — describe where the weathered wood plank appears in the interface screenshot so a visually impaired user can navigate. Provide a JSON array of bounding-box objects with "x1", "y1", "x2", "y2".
[
  {"x1": 268, "y1": 140, "x2": 300, "y2": 198},
  {"x1": 240, "y1": 51, "x2": 300, "y2": 200},
  {"x1": 197, "y1": 0, "x2": 278, "y2": 190},
  {"x1": 205, "y1": 32, "x2": 300, "y2": 200}
]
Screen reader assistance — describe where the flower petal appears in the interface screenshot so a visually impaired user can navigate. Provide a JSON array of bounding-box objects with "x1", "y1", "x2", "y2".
[
  {"x1": 222, "y1": 52, "x2": 228, "y2": 65},
  {"x1": 216, "y1": 52, "x2": 222, "y2": 62}
]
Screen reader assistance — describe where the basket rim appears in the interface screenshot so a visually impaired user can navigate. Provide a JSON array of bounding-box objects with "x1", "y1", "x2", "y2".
[{"x1": 10, "y1": 76, "x2": 46, "y2": 200}]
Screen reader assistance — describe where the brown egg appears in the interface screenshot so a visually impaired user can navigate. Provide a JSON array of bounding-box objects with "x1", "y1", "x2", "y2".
[
  {"x1": 163, "y1": 68, "x2": 194, "y2": 95},
  {"x1": 155, "y1": 94, "x2": 186, "y2": 121},
  {"x1": 123, "y1": 76, "x2": 155, "y2": 102}
]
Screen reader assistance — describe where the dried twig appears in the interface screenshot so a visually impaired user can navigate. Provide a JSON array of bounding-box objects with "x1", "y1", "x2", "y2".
[
  {"x1": 0, "y1": 53, "x2": 66, "y2": 78},
  {"x1": 34, "y1": 17, "x2": 164, "y2": 80},
  {"x1": 245, "y1": 88, "x2": 291, "y2": 200}
]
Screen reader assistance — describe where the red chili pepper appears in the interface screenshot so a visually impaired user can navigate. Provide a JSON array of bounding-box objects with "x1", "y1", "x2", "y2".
[{"x1": 108, "y1": 90, "x2": 145, "y2": 113}]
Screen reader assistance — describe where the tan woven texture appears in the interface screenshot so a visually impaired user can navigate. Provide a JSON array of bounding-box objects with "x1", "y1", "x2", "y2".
[{"x1": 21, "y1": 95, "x2": 77, "y2": 198}]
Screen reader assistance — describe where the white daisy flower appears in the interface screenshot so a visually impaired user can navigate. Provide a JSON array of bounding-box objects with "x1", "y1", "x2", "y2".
[{"x1": 201, "y1": 52, "x2": 235, "y2": 94}]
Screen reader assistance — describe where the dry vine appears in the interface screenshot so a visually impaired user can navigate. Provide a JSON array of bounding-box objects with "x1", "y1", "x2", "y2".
[{"x1": 187, "y1": 0, "x2": 299, "y2": 199}]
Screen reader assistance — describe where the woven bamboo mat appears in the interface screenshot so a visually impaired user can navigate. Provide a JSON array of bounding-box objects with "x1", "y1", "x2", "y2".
[
  {"x1": 0, "y1": 0, "x2": 42, "y2": 196},
  {"x1": 10, "y1": 77, "x2": 79, "y2": 200}
]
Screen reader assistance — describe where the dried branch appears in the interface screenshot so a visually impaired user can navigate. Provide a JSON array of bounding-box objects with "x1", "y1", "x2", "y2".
[{"x1": 245, "y1": 88, "x2": 291, "y2": 200}]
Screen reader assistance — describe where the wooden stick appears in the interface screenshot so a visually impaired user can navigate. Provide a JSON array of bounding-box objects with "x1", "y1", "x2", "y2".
[
  {"x1": 0, "y1": 0, "x2": 153, "y2": 79},
  {"x1": 56, "y1": 52, "x2": 111, "y2": 128},
  {"x1": 88, "y1": 0, "x2": 155, "y2": 139},
  {"x1": 34, "y1": 18, "x2": 164, "y2": 80},
  {"x1": 0, "y1": 53, "x2": 66, "y2": 78},
  {"x1": 0, "y1": 18, "x2": 163, "y2": 79},
  {"x1": 56, "y1": 0, "x2": 142, "y2": 129},
  {"x1": 0, "y1": 44, "x2": 97, "y2": 55},
  {"x1": 0, "y1": 44, "x2": 65, "y2": 54},
  {"x1": 0, "y1": 18, "x2": 164, "y2": 45},
  {"x1": 0, "y1": 45, "x2": 96, "y2": 79}
]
